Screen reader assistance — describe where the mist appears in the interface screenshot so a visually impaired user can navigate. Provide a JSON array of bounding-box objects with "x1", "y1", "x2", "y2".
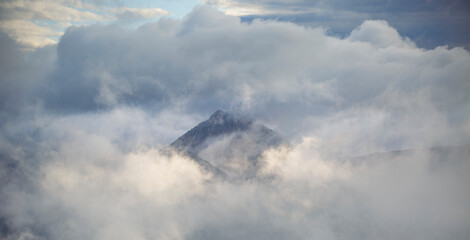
[{"x1": 0, "y1": 5, "x2": 469, "y2": 240}]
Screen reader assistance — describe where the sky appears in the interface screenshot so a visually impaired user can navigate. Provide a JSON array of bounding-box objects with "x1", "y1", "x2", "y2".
[
  {"x1": 0, "y1": 0, "x2": 470, "y2": 239},
  {"x1": 0, "y1": 0, "x2": 469, "y2": 50},
  {"x1": 0, "y1": 0, "x2": 200, "y2": 49}
]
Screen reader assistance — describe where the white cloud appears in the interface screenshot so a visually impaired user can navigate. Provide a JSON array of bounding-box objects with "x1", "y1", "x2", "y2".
[
  {"x1": 348, "y1": 20, "x2": 416, "y2": 48},
  {"x1": 114, "y1": 7, "x2": 169, "y2": 21},
  {"x1": 30, "y1": 6, "x2": 469, "y2": 149},
  {"x1": 0, "y1": 20, "x2": 61, "y2": 49},
  {"x1": 0, "y1": 6, "x2": 469, "y2": 239},
  {"x1": 0, "y1": 0, "x2": 168, "y2": 50},
  {"x1": 3, "y1": 127, "x2": 469, "y2": 239},
  {"x1": 0, "y1": 0, "x2": 109, "y2": 49}
]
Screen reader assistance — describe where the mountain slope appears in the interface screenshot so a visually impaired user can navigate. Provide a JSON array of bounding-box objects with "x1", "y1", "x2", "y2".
[
  {"x1": 167, "y1": 110, "x2": 283, "y2": 179},
  {"x1": 170, "y1": 110, "x2": 253, "y2": 152}
]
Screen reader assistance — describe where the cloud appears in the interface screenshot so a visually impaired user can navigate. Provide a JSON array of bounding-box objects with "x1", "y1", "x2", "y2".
[
  {"x1": 1, "y1": 5, "x2": 469, "y2": 150},
  {"x1": 0, "y1": 20, "x2": 61, "y2": 49},
  {"x1": 0, "y1": 31, "x2": 56, "y2": 117},
  {"x1": 0, "y1": 0, "x2": 108, "y2": 49},
  {"x1": 2, "y1": 129, "x2": 469, "y2": 239},
  {"x1": 114, "y1": 7, "x2": 169, "y2": 22},
  {"x1": 29, "y1": 6, "x2": 470, "y2": 148},
  {"x1": 206, "y1": 0, "x2": 470, "y2": 49},
  {"x1": 347, "y1": 20, "x2": 416, "y2": 48},
  {"x1": 0, "y1": 0, "x2": 168, "y2": 50},
  {"x1": 0, "y1": 5, "x2": 469, "y2": 240}
]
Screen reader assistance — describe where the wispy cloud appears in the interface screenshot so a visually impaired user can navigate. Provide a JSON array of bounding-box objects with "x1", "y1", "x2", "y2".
[
  {"x1": 113, "y1": 7, "x2": 169, "y2": 22},
  {"x1": 0, "y1": 0, "x2": 168, "y2": 50}
]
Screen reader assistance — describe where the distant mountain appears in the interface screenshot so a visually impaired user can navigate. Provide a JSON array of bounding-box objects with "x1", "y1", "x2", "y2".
[{"x1": 167, "y1": 110, "x2": 283, "y2": 179}]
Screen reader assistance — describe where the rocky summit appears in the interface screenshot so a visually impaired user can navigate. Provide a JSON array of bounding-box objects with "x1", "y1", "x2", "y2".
[{"x1": 167, "y1": 110, "x2": 283, "y2": 179}]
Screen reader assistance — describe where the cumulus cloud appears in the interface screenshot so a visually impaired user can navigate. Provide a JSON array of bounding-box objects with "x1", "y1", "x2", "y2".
[
  {"x1": 0, "y1": 5, "x2": 469, "y2": 240},
  {"x1": 347, "y1": 20, "x2": 416, "y2": 48},
  {"x1": 29, "y1": 6, "x2": 470, "y2": 147}
]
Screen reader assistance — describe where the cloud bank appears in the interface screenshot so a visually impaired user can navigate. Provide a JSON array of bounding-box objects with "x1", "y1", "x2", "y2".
[
  {"x1": 206, "y1": 0, "x2": 470, "y2": 49},
  {"x1": 0, "y1": 5, "x2": 469, "y2": 240}
]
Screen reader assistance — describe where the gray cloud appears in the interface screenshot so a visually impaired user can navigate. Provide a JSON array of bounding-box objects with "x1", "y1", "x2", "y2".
[
  {"x1": 0, "y1": 5, "x2": 470, "y2": 240},
  {"x1": 32, "y1": 7, "x2": 470, "y2": 146},
  {"x1": 208, "y1": 0, "x2": 470, "y2": 49}
]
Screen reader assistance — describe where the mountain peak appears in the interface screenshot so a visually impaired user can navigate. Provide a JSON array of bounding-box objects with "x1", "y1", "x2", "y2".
[
  {"x1": 209, "y1": 110, "x2": 228, "y2": 124},
  {"x1": 170, "y1": 110, "x2": 253, "y2": 150},
  {"x1": 167, "y1": 110, "x2": 283, "y2": 179},
  {"x1": 210, "y1": 110, "x2": 225, "y2": 119}
]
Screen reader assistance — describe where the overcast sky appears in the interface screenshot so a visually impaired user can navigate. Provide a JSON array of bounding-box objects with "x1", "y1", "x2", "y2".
[
  {"x1": 1, "y1": 0, "x2": 469, "y2": 50},
  {"x1": 209, "y1": 0, "x2": 470, "y2": 49},
  {"x1": 0, "y1": 1, "x2": 469, "y2": 239}
]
